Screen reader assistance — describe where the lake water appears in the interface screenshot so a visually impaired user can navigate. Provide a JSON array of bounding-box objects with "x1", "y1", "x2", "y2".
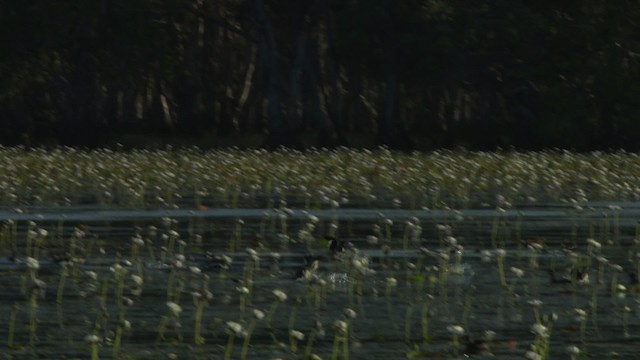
[{"x1": 1, "y1": 203, "x2": 638, "y2": 359}]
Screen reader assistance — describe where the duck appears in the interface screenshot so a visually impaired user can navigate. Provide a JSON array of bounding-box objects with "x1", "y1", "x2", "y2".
[
  {"x1": 326, "y1": 236, "x2": 344, "y2": 255},
  {"x1": 464, "y1": 330, "x2": 496, "y2": 356},
  {"x1": 548, "y1": 268, "x2": 588, "y2": 284},
  {"x1": 295, "y1": 254, "x2": 320, "y2": 281},
  {"x1": 464, "y1": 337, "x2": 489, "y2": 356}
]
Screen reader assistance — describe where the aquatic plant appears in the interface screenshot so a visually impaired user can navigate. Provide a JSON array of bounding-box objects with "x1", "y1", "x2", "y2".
[
  {"x1": 267, "y1": 289, "x2": 287, "y2": 329},
  {"x1": 289, "y1": 329, "x2": 304, "y2": 353},
  {"x1": 331, "y1": 320, "x2": 349, "y2": 360},
  {"x1": 288, "y1": 297, "x2": 303, "y2": 350},
  {"x1": 85, "y1": 333, "x2": 101, "y2": 360},
  {"x1": 112, "y1": 319, "x2": 131, "y2": 358},
  {"x1": 241, "y1": 308, "x2": 264, "y2": 360},
  {"x1": 5, "y1": 148, "x2": 640, "y2": 359},
  {"x1": 157, "y1": 301, "x2": 183, "y2": 343},
  {"x1": 446, "y1": 324, "x2": 464, "y2": 356},
  {"x1": 225, "y1": 321, "x2": 246, "y2": 360},
  {"x1": 192, "y1": 275, "x2": 213, "y2": 345},
  {"x1": 303, "y1": 320, "x2": 325, "y2": 360},
  {"x1": 566, "y1": 345, "x2": 581, "y2": 360},
  {"x1": 574, "y1": 308, "x2": 588, "y2": 343},
  {"x1": 495, "y1": 249, "x2": 507, "y2": 288}
]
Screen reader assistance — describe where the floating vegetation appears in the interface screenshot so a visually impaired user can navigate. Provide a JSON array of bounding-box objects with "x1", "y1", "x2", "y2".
[
  {"x1": 1, "y1": 148, "x2": 640, "y2": 359},
  {"x1": 0, "y1": 147, "x2": 640, "y2": 209}
]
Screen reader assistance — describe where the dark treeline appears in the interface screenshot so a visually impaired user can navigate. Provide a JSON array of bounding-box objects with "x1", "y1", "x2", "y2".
[{"x1": 1, "y1": 1, "x2": 639, "y2": 150}]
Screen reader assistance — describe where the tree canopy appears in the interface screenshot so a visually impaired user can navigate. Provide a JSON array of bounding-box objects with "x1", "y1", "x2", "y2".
[{"x1": 1, "y1": 1, "x2": 639, "y2": 150}]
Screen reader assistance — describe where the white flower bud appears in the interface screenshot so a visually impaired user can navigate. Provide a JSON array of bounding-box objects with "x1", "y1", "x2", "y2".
[
  {"x1": 447, "y1": 325, "x2": 465, "y2": 336},
  {"x1": 289, "y1": 330, "x2": 304, "y2": 341},
  {"x1": 273, "y1": 289, "x2": 287, "y2": 302},
  {"x1": 253, "y1": 309, "x2": 265, "y2": 320},
  {"x1": 166, "y1": 301, "x2": 182, "y2": 317},
  {"x1": 25, "y1": 257, "x2": 40, "y2": 270}
]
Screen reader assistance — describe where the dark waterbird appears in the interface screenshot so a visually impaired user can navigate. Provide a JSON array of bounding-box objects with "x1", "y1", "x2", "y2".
[
  {"x1": 326, "y1": 235, "x2": 345, "y2": 257},
  {"x1": 464, "y1": 337, "x2": 489, "y2": 356},
  {"x1": 464, "y1": 330, "x2": 496, "y2": 356},
  {"x1": 548, "y1": 268, "x2": 588, "y2": 284},
  {"x1": 295, "y1": 254, "x2": 320, "y2": 280},
  {"x1": 627, "y1": 271, "x2": 640, "y2": 292}
]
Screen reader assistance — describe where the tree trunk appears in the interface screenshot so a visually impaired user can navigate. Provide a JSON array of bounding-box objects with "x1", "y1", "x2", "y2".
[
  {"x1": 376, "y1": 5, "x2": 413, "y2": 149},
  {"x1": 251, "y1": 0, "x2": 294, "y2": 148},
  {"x1": 287, "y1": 30, "x2": 308, "y2": 135}
]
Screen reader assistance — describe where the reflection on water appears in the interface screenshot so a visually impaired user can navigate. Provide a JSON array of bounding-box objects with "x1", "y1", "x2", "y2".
[{"x1": 0, "y1": 204, "x2": 639, "y2": 359}]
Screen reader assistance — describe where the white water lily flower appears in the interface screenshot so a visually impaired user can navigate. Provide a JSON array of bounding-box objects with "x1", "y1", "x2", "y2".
[
  {"x1": 343, "y1": 308, "x2": 357, "y2": 319},
  {"x1": 595, "y1": 256, "x2": 608, "y2": 264},
  {"x1": 510, "y1": 267, "x2": 525, "y2": 278},
  {"x1": 84, "y1": 334, "x2": 101, "y2": 344},
  {"x1": 528, "y1": 299, "x2": 543, "y2": 307},
  {"x1": 246, "y1": 248, "x2": 259, "y2": 262},
  {"x1": 253, "y1": 309, "x2": 265, "y2": 320},
  {"x1": 586, "y1": 238, "x2": 601, "y2": 249},
  {"x1": 220, "y1": 255, "x2": 233, "y2": 267},
  {"x1": 352, "y1": 258, "x2": 365, "y2": 269},
  {"x1": 483, "y1": 329, "x2": 496, "y2": 340},
  {"x1": 445, "y1": 236, "x2": 457, "y2": 247},
  {"x1": 525, "y1": 351, "x2": 542, "y2": 360},
  {"x1": 566, "y1": 345, "x2": 580, "y2": 355},
  {"x1": 122, "y1": 297, "x2": 134, "y2": 307},
  {"x1": 110, "y1": 263, "x2": 122, "y2": 273},
  {"x1": 226, "y1": 321, "x2": 245, "y2": 337},
  {"x1": 131, "y1": 274, "x2": 143, "y2": 286},
  {"x1": 530, "y1": 323, "x2": 548, "y2": 338},
  {"x1": 132, "y1": 235, "x2": 145, "y2": 246},
  {"x1": 334, "y1": 320, "x2": 348, "y2": 334},
  {"x1": 610, "y1": 264, "x2": 623, "y2": 272},
  {"x1": 166, "y1": 301, "x2": 182, "y2": 317},
  {"x1": 289, "y1": 330, "x2": 304, "y2": 341},
  {"x1": 25, "y1": 257, "x2": 40, "y2": 270},
  {"x1": 272, "y1": 289, "x2": 287, "y2": 302},
  {"x1": 386, "y1": 277, "x2": 397, "y2": 288},
  {"x1": 480, "y1": 250, "x2": 492, "y2": 262},
  {"x1": 33, "y1": 278, "x2": 47, "y2": 289},
  {"x1": 86, "y1": 271, "x2": 98, "y2": 280},
  {"x1": 447, "y1": 325, "x2": 465, "y2": 336}
]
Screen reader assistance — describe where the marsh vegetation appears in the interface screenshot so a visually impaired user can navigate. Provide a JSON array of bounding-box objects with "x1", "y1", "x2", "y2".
[{"x1": 1, "y1": 148, "x2": 640, "y2": 359}]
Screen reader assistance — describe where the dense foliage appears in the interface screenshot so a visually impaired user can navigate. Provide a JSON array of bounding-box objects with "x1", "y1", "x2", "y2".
[{"x1": 1, "y1": 1, "x2": 639, "y2": 149}]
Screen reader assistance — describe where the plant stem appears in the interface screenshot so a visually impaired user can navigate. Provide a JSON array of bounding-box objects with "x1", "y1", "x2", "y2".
[
  {"x1": 224, "y1": 333, "x2": 235, "y2": 360},
  {"x1": 241, "y1": 320, "x2": 257, "y2": 360}
]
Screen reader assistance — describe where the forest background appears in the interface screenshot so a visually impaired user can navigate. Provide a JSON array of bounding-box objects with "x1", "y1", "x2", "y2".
[{"x1": 1, "y1": 1, "x2": 639, "y2": 150}]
